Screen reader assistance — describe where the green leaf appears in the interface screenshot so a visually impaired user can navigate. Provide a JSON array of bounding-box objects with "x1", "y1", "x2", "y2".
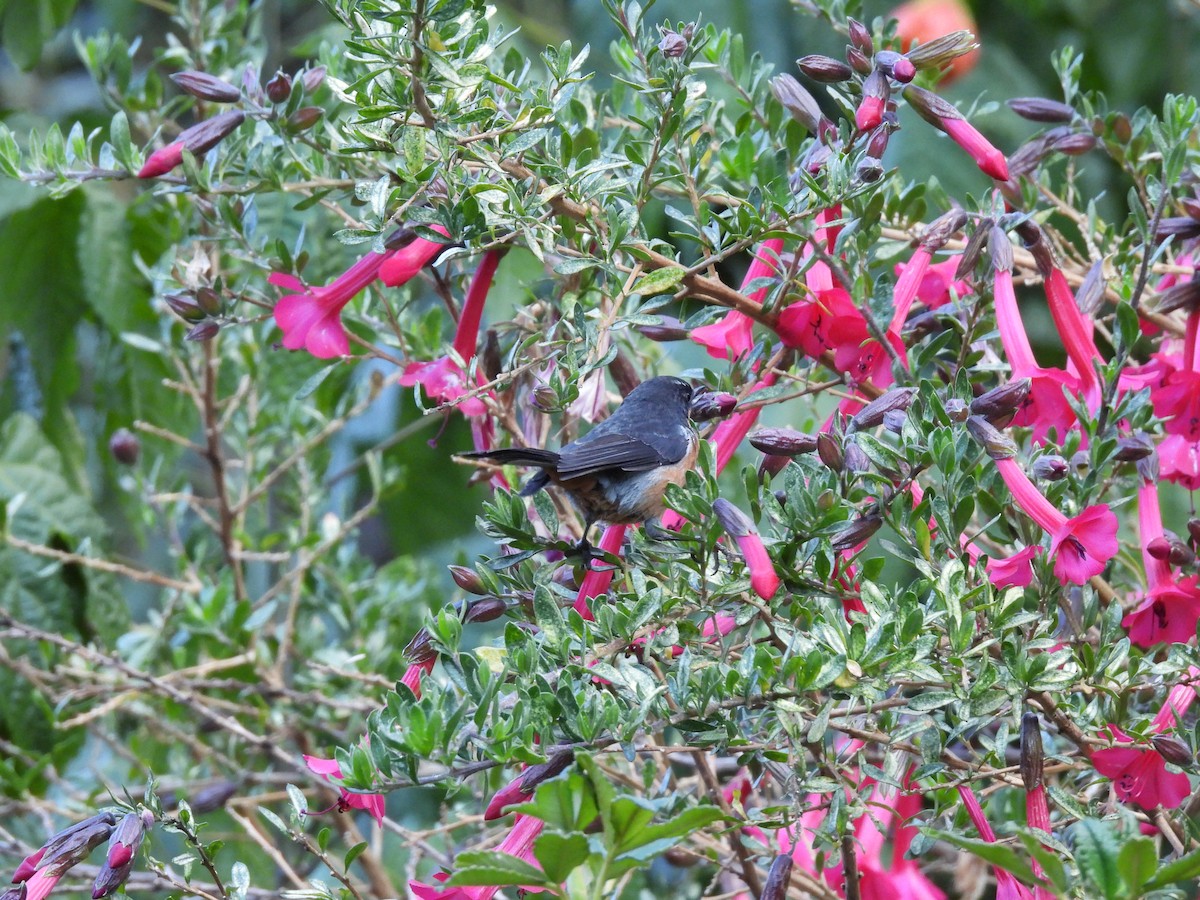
[
  {"x1": 1073, "y1": 818, "x2": 1124, "y2": 900},
  {"x1": 614, "y1": 806, "x2": 726, "y2": 859},
  {"x1": 533, "y1": 831, "x2": 591, "y2": 882},
  {"x1": 447, "y1": 851, "x2": 550, "y2": 887},
  {"x1": 533, "y1": 584, "x2": 565, "y2": 645},
  {"x1": 630, "y1": 265, "x2": 685, "y2": 297},
  {"x1": 345, "y1": 841, "x2": 369, "y2": 869},
  {"x1": 925, "y1": 829, "x2": 1040, "y2": 886},
  {"x1": 511, "y1": 769, "x2": 599, "y2": 832},
  {"x1": 1144, "y1": 844, "x2": 1200, "y2": 890},
  {"x1": 1116, "y1": 836, "x2": 1156, "y2": 895}
]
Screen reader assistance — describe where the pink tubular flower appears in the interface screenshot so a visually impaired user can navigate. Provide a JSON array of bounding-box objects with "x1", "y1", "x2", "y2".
[
  {"x1": 400, "y1": 657, "x2": 437, "y2": 698},
  {"x1": 23, "y1": 868, "x2": 63, "y2": 900},
  {"x1": 985, "y1": 545, "x2": 1042, "y2": 590},
  {"x1": 691, "y1": 238, "x2": 784, "y2": 360},
  {"x1": 956, "y1": 786, "x2": 1035, "y2": 899},
  {"x1": 993, "y1": 457, "x2": 1117, "y2": 585},
  {"x1": 1123, "y1": 478, "x2": 1200, "y2": 646},
  {"x1": 271, "y1": 251, "x2": 391, "y2": 358},
  {"x1": 379, "y1": 225, "x2": 452, "y2": 286},
  {"x1": 572, "y1": 524, "x2": 627, "y2": 620},
  {"x1": 136, "y1": 110, "x2": 245, "y2": 178},
  {"x1": 1158, "y1": 433, "x2": 1200, "y2": 488},
  {"x1": 303, "y1": 754, "x2": 386, "y2": 826},
  {"x1": 399, "y1": 247, "x2": 501, "y2": 417},
  {"x1": 894, "y1": 256, "x2": 971, "y2": 311},
  {"x1": 409, "y1": 814, "x2": 546, "y2": 899},
  {"x1": 905, "y1": 85, "x2": 1010, "y2": 180},
  {"x1": 1092, "y1": 726, "x2": 1191, "y2": 810},
  {"x1": 1042, "y1": 267, "x2": 1102, "y2": 409},
  {"x1": 713, "y1": 498, "x2": 781, "y2": 599}
]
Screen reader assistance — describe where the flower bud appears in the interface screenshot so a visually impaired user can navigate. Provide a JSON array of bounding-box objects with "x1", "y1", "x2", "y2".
[
  {"x1": 99, "y1": 809, "x2": 151, "y2": 875},
  {"x1": 20, "y1": 813, "x2": 116, "y2": 880},
  {"x1": 1147, "y1": 536, "x2": 1172, "y2": 561},
  {"x1": 636, "y1": 316, "x2": 689, "y2": 341},
  {"x1": 847, "y1": 18, "x2": 873, "y2": 56},
  {"x1": 712, "y1": 497, "x2": 753, "y2": 538},
  {"x1": 849, "y1": 387, "x2": 916, "y2": 432},
  {"x1": 1070, "y1": 450, "x2": 1090, "y2": 477},
  {"x1": 164, "y1": 292, "x2": 205, "y2": 321},
  {"x1": 1156, "y1": 217, "x2": 1200, "y2": 244},
  {"x1": 1152, "y1": 734, "x2": 1195, "y2": 768},
  {"x1": 185, "y1": 320, "x2": 220, "y2": 342},
  {"x1": 300, "y1": 66, "x2": 327, "y2": 93},
  {"x1": 904, "y1": 30, "x2": 978, "y2": 70},
  {"x1": 1188, "y1": 517, "x2": 1200, "y2": 546},
  {"x1": 1153, "y1": 279, "x2": 1200, "y2": 315},
  {"x1": 955, "y1": 217, "x2": 994, "y2": 280},
  {"x1": 658, "y1": 28, "x2": 688, "y2": 58},
  {"x1": 761, "y1": 853, "x2": 794, "y2": 900},
  {"x1": 758, "y1": 454, "x2": 791, "y2": 479},
  {"x1": 920, "y1": 208, "x2": 969, "y2": 252},
  {"x1": 1007, "y1": 97, "x2": 1075, "y2": 123},
  {"x1": 749, "y1": 428, "x2": 818, "y2": 456},
  {"x1": 855, "y1": 69, "x2": 889, "y2": 132},
  {"x1": 770, "y1": 74, "x2": 822, "y2": 133},
  {"x1": 188, "y1": 781, "x2": 238, "y2": 814},
  {"x1": 170, "y1": 71, "x2": 241, "y2": 103},
  {"x1": 1114, "y1": 433, "x2": 1155, "y2": 462},
  {"x1": 449, "y1": 565, "x2": 487, "y2": 595},
  {"x1": 796, "y1": 54, "x2": 853, "y2": 83},
  {"x1": 965, "y1": 415, "x2": 1018, "y2": 460},
  {"x1": 865, "y1": 125, "x2": 890, "y2": 160},
  {"x1": 844, "y1": 441, "x2": 871, "y2": 474},
  {"x1": 1181, "y1": 197, "x2": 1200, "y2": 221},
  {"x1": 265, "y1": 70, "x2": 293, "y2": 103},
  {"x1": 945, "y1": 398, "x2": 969, "y2": 422},
  {"x1": 402, "y1": 628, "x2": 437, "y2": 665},
  {"x1": 1045, "y1": 130, "x2": 1096, "y2": 155},
  {"x1": 831, "y1": 513, "x2": 882, "y2": 552},
  {"x1": 482, "y1": 329, "x2": 502, "y2": 381},
  {"x1": 195, "y1": 287, "x2": 222, "y2": 316},
  {"x1": 286, "y1": 107, "x2": 323, "y2": 133},
  {"x1": 990, "y1": 225, "x2": 1014, "y2": 273},
  {"x1": 519, "y1": 749, "x2": 575, "y2": 792},
  {"x1": 108, "y1": 428, "x2": 140, "y2": 465},
  {"x1": 969, "y1": 379, "x2": 1031, "y2": 426},
  {"x1": 1020, "y1": 712, "x2": 1044, "y2": 791},
  {"x1": 891, "y1": 56, "x2": 916, "y2": 83},
  {"x1": 883, "y1": 409, "x2": 908, "y2": 434},
  {"x1": 846, "y1": 45, "x2": 872, "y2": 76},
  {"x1": 817, "y1": 432, "x2": 845, "y2": 472},
  {"x1": 464, "y1": 596, "x2": 507, "y2": 624},
  {"x1": 1031, "y1": 455, "x2": 1068, "y2": 481},
  {"x1": 855, "y1": 157, "x2": 884, "y2": 183},
  {"x1": 689, "y1": 389, "x2": 738, "y2": 422}
]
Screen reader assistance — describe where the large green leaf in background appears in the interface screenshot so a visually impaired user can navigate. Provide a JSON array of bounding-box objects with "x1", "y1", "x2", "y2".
[{"x1": 0, "y1": 0, "x2": 80, "y2": 69}]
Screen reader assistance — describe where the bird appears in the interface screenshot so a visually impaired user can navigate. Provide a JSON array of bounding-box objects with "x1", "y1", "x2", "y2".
[{"x1": 460, "y1": 376, "x2": 702, "y2": 552}]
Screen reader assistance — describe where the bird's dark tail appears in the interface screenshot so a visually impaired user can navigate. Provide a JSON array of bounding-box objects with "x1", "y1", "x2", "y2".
[{"x1": 459, "y1": 447, "x2": 560, "y2": 498}]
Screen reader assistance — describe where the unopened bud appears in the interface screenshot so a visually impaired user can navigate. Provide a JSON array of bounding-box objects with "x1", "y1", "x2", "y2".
[
  {"x1": 831, "y1": 513, "x2": 882, "y2": 551},
  {"x1": 865, "y1": 125, "x2": 890, "y2": 160},
  {"x1": 855, "y1": 69, "x2": 889, "y2": 132},
  {"x1": 402, "y1": 628, "x2": 437, "y2": 665},
  {"x1": 482, "y1": 329, "x2": 502, "y2": 381},
  {"x1": 883, "y1": 409, "x2": 908, "y2": 433},
  {"x1": 1114, "y1": 433, "x2": 1155, "y2": 462},
  {"x1": 195, "y1": 287, "x2": 222, "y2": 316},
  {"x1": 965, "y1": 415, "x2": 1018, "y2": 460},
  {"x1": 286, "y1": 107, "x2": 323, "y2": 133},
  {"x1": 758, "y1": 454, "x2": 791, "y2": 479},
  {"x1": 1188, "y1": 517, "x2": 1200, "y2": 546},
  {"x1": 35, "y1": 813, "x2": 116, "y2": 876},
  {"x1": 796, "y1": 54, "x2": 853, "y2": 83},
  {"x1": 1020, "y1": 712, "x2": 1044, "y2": 791},
  {"x1": 636, "y1": 316, "x2": 689, "y2": 341},
  {"x1": 846, "y1": 46, "x2": 872, "y2": 76},
  {"x1": 1152, "y1": 734, "x2": 1195, "y2": 768},
  {"x1": 658, "y1": 27, "x2": 688, "y2": 58},
  {"x1": 844, "y1": 442, "x2": 871, "y2": 474},
  {"x1": 170, "y1": 71, "x2": 241, "y2": 103},
  {"x1": 891, "y1": 56, "x2": 916, "y2": 83},
  {"x1": 1147, "y1": 536, "x2": 1172, "y2": 561},
  {"x1": 1181, "y1": 197, "x2": 1200, "y2": 221},
  {"x1": 712, "y1": 497, "x2": 753, "y2": 538},
  {"x1": 770, "y1": 74, "x2": 822, "y2": 133},
  {"x1": 904, "y1": 30, "x2": 978, "y2": 70},
  {"x1": 108, "y1": 428, "x2": 140, "y2": 465},
  {"x1": 847, "y1": 18, "x2": 873, "y2": 56},
  {"x1": 920, "y1": 208, "x2": 968, "y2": 252},
  {"x1": 188, "y1": 781, "x2": 238, "y2": 814},
  {"x1": 101, "y1": 810, "x2": 151, "y2": 874},
  {"x1": 1109, "y1": 112, "x2": 1132, "y2": 143},
  {"x1": 519, "y1": 750, "x2": 575, "y2": 792},
  {"x1": 1155, "y1": 217, "x2": 1200, "y2": 244},
  {"x1": 1153, "y1": 279, "x2": 1200, "y2": 315},
  {"x1": 955, "y1": 217, "x2": 994, "y2": 280},
  {"x1": 532, "y1": 386, "x2": 559, "y2": 411},
  {"x1": 945, "y1": 398, "x2": 969, "y2": 422},
  {"x1": 856, "y1": 157, "x2": 884, "y2": 183},
  {"x1": 449, "y1": 565, "x2": 486, "y2": 594},
  {"x1": 185, "y1": 320, "x2": 220, "y2": 342},
  {"x1": 689, "y1": 389, "x2": 738, "y2": 421},
  {"x1": 464, "y1": 596, "x2": 507, "y2": 624},
  {"x1": 1032, "y1": 455, "x2": 1068, "y2": 481},
  {"x1": 300, "y1": 66, "x2": 327, "y2": 93},
  {"x1": 178, "y1": 110, "x2": 246, "y2": 157},
  {"x1": 1046, "y1": 130, "x2": 1096, "y2": 155},
  {"x1": 817, "y1": 432, "x2": 845, "y2": 471},
  {"x1": 265, "y1": 70, "x2": 293, "y2": 103},
  {"x1": 761, "y1": 853, "x2": 794, "y2": 900},
  {"x1": 990, "y1": 225, "x2": 1014, "y2": 273},
  {"x1": 849, "y1": 387, "x2": 916, "y2": 432},
  {"x1": 970, "y1": 379, "x2": 1031, "y2": 425},
  {"x1": 164, "y1": 292, "x2": 205, "y2": 321},
  {"x1": 749, "y1": 428, "x2": 818, "y2": 456},
  {"x1": 1070, "y1": 450, "x2": 1090, "y2": 477},
  {"x1": 1007, "y1": 97, "x2": 1075, "y2": 123}
]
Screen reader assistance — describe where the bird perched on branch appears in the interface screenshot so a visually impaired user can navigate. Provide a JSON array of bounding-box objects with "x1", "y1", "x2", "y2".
[{"x1": 460, "y1": 376, "x2": 705, "y2": 551}]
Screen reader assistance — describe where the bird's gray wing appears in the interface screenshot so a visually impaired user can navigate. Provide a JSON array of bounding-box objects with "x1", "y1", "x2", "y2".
[{"x1": 555, "y1": 430, "x2": 680, "y2": 480}]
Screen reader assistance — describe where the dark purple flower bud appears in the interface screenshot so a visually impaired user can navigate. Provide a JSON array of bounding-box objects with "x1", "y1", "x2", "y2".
[
  {"x1": 1154, "y1": 279, "x2": 1200, "y2": 315},
  {"x1": 1007, "y1": 97, "x2": 1075, "y2": 123},
  {"x1": 831, "y1": 513, "x2": 882, "y2": 552},
  {"x1": 945, "y1": 398, "x2": 969, "y2": 422},
  {"x1": 164, "y1": 292, "x2": 204, "y2": 321},
  {"x1": 265, "y1": 70, "x2": 293, "y2": 104},
  {"x1": 179, "y1": 110, "x2": 246, "y2": 157},
  {"x1": 1114, "y1": 433, "x2": 1154, "y2": 462},
  {"x1": 689, "y1": 389, "x2": 738, "y2": 421},
  {"x1": 1006, "y1": 136, "x2": 1051, "y2": 178},
  {"x1": 762, "y1": 853, "x2": 794, "y2": 900},
  {"x1": 904, "y1": 31, "x2": 978, "y2": 70},
  {"x1": 758, "y1": 454, "x2": 791, "y2": 479},
  {"x1": 402, "y1": 628, "x2": 437, "y2": 665},
  {"x1": 188, "y1": 781, "x2": 238, "y2": 814},
  {"x1": 93, "y1": 861, "x2": 134, "y2": 899},
  {"x1": 22, "y1": 813, "x2": 116, "y2": 880},
  {"x1": 636, "y1": 316, "x2": 689, "y2": 341},
  {"x1": 1147, "y1": 536, "x2": 1172, "y2": 561},
  {"x1": 883, "y1": 409, "x2": 908, "y2": 434},
  {"x1": 658, "y1": 28, "x2": 688, "y2": 58},
  {"x1": 1188, "y1": 518, "x2": 1200, "y2": 547},
  {"x1": 966, "y1": 415, "x2": 1018, "y2": 460},
  {"x1": 1020, "y1": 712, "x2": 1044, "y2": 791},
  {"x1": 464, "y1": 596, "x2": 507, "y2": 623},
  {"x1": 449, "y1": 565, "x2": 487, "y2": 594},
  {"x1": 195, "y1": 287, "x2": 222, "y2": 317},
  {"x1": 844, "y1": 441, "x2": 871, "y2": 474},
  {"x1": 846, "y1": 46, "x2": 872, "y2": 76},
  {"x1": 970, "y1": 379, "x2": 1031, "y2": 426},
  {"x1": 1154, "y1": 532, "x2": 1197, "y2": 567},
  {"x1": 1031, "y1": 455, "x2": 1068, "y2": 481},
  {"x1": 519, "y1": 750, "x2": 575, "y2": 793},
  {"x1": 865, "y1": 125, "x2": 890, "y2": 160},
  {"x1": 817, "y1": 432, "x2": 845, "y2": 472},
  {"x1": 796, "y1": 54, "x2": 853, "y2": 83},
  {"x1": 955, "y1": 217, "x2": 994, "y2": 280},
  {"x1": 891, "y1": 56, "x2": 916, "y2": 83},
  {"x1": 770, "y1": 74, "x2": 822, "y2": 133},
  {"x1": 848, "y1": 18, "x2": 873, "y2": 56},
  {"x1": 286, "y1": 107, "x2": 323, "y2": 134},
  {"x1": 1156, "y1": 217, "x2": 1200, "y2": 244},
  {"x1": 919, "y1": 209, "x2": 968, "y2": 253},
  {"x1": 108, "y1": 428, "x2": 140, "y2": 465},
  {"x1": 1070, "y1": 450, "x2": 1090, "y2": 477},
  {"x1": 1180, "y1": 197, "x2": 1200, "y2": 221},
  {"x1": 1075, "y1": 261, "x2": 1106, "y2": 316},
  {"x1": 300, "y1": 66, "x2": 327, "y2": 93},
  {"x1": 855, "y1": 157, "x2": 884, "y2": 183},
  {"x1": 185, "y1": 320, "x2": 220, "y2": 342},
  {"x1": 849, "y1": 387, "x2": 916, "y2": 432},
  {"x1": 990, "y1": 225, "x2": 1014, "y2": 274},
  {"x1": 170, "y1": 71, "x2": 241, "y2": 103},
  {"x1": 1152, "y1": 734, "x2": 1195, "y2": 768},
  {"x1": 749, "y1": 428, "x2": 818, "y2": 456},
  {"x1": 1045, "y1": 130, "x2": 1096, "y2": 156}
]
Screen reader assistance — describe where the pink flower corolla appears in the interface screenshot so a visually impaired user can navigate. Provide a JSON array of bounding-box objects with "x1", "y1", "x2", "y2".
[
  {"x1": 692, "y1": 238, "x2": 784, "y2": 360},
  {"x1": 1123, "y1": 477, "x2": 1200, "y2": 646},
  {"x1": 271, "y1": 251, "x2": 390, "y2": 358},
  {"x1": 302, "y1": 754, "x2": 386, "y2": 826},
  {"x1": 572, "y1": 524, "x2": 627, "y2": 620},
  {"x1": 985, "y1": 545, "x2": 1043, "y2": 590},
  {"x1": 137, "y1": 110, "x2": 245, "y2": 178},
  {"x1": 399, "y1": 248, "x2": 501, "y2": 417},
  {"x1": 23, "y1": 868, "x2": 62, "y2": 900},
  {"x1": 1041, "y1": 266, "x2": 1103, "y2": 410},
  {"x1": 905, "y1": 85, "x2": 1010, "y2": 180},
  {"x1": 1150, "y1": 356, "x2": 1200, "y2": 440},
  {"x1": 409, "y1": 814, "x2": 546, "y2": 899},
  {"x1": 400, "y1": 657, "x2": 437, "y2": 698},
  {"x1": 1158, "y1": 433, "x2": 1200, "y2": 489},
  {"x1": 993, "y1": 457, "x2": 1117, "y2": 585},
  {"x1": 894, "y1": 256, "x2": 971, "y2": 312},
  {"x1": 850, "y1": 785, "x2": 946, "y2": 900},
  {"x1": 378, "y1": 225, "x2": 452, "y2": 286},
  {"x1": 713, "y1": 498, "x2": 781, "y2": 599},
  {"x1": 955, "y1": 785, "x2": 1048, "y2": 900}
]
